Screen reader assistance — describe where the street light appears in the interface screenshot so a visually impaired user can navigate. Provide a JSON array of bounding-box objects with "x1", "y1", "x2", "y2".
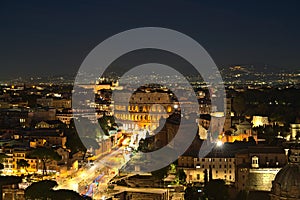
[{"x1": 216, "y1": 140, "x2": 223, "y2": 147}]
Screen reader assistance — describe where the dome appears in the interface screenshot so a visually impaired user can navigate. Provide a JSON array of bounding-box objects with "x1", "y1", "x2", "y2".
[
  {"x1": 273, "y1": 164, "x2": 300, "y2": 191},
  {"x1": 270, "y1": 148, "x2": 300, "y2": 200}
]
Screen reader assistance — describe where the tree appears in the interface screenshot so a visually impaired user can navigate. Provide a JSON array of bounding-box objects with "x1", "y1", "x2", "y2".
[
  {"x1": 209, "y1": 165, "x2": 213, "y2": 181},
  {"x1": 232, "y1": 95, "x2": 246, "y2": 117},
  {"x1": 204, "y1": 179, "x2": 228, "y2": 200},
  {"x1": 98, "y1": 115, "x2": 116, "y2": 136},
  {"x1": 65, "y1": 119, "x2": 87, "y2": 159},
  {"x1": 25, "y1": 180, "x2": 87, "y2": 200},
  {"x1": 176, "y1": 168, "x2": 186, "y2": 184},
  {"x1": 296, "y1": 131, "x2": 300, "y2": 142},
  {"x1": 170, "y1": 164, "x2": 176, "y2": 174},
  {"x1": 235, "y1": 190, "x2": 248, "y2": 200},
  {"x1": 17, "y1": 159, "x2": 30, "y2": 173},
  {"x1": 29, "y1": 148, "x2": 61, "y2": 176},
  {"x1": 25, "y1": 180, "x2": 57, "y2": 200},
  {"x1": 184, "y1": 185, "x2": 202, "y2": 200},
  {"x1": 0, "y1": 153, "x2": 8, "y2": 170},
  {"x1": 51, "y1": 189, "x2": 90, "y2": 200},
  {"x1": 151, "y1": 165, "x2": 170, "y2": 180}
]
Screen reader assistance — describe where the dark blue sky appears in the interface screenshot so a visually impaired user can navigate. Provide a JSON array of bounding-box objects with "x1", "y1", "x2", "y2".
[{"x1": 0, "y1": 0, "x2": 299, "y2": 79}]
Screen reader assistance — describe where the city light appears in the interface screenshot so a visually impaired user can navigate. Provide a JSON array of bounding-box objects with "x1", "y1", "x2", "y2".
[
  {"x1": 0, "y1": 3, "x2": 299, "y2": 199},
  {"x1": 216, "y1": 140, "x2": 223, "y2": 147}
]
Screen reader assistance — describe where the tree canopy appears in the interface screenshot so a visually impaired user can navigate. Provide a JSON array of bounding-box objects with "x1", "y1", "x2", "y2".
[
  {"x1": 17, "y1": 159, "x2": 30, "y2": 172},
  {"x1": 25, "y1": 180, "x2": 88, "y2": 200},
  {"x1": 204, "y1": 179, "x2": 228, "y2": 200},
  {"x1": 28, "y1": 148, "x2": 61, "y2": 176},
  {"x1": 0, "y1": 153, "x2": 8, "y2": 170}
]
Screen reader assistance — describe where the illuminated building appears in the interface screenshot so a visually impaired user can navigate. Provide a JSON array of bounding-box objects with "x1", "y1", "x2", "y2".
[
  {"x1": 1, "y1": 149, "x2": 37, "y2": 174},
  {"x1": 252, "y1": 116, "x2": 269, "y2": 127},
  {"x1": 56, "y1": 108, "x2": 73, "y2": 125},
  {"x1": 184, "y1": 157, "x2": 236, "y2": 185},
  {"x1": 2, "y1": 182, "x2": 25, "y2": 200},
  {"x1": 235, "y1": 146, "x2": 287, "y2": 191},
  {"x1": 23, "y1": 129, "x2": 67, "y2": 148},
  {"x1": 28, "y1": 108, "x2": 56, "y2": 121},
  {"x1": 36, "y1": 97, "x2": 71, "y2": 109},
  {"x1": 114, "y1": 90, "x2": 174, "y2": 131},
  {"x1": 289, "y1": 123, "x2": 300, "y2": 141},
  {"x1": 0, "y1": 109, "x2": 29, "y2": 128},
  {"x1": 12, "y1": 150, "x2": 37, "y2": 173}
]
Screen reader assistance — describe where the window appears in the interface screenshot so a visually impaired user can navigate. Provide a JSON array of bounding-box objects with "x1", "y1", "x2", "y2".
[
  {"x1": 219, "y1": 165, "x2": 222, "y2": 168},
  {"x1": 229, "y1": 165, "x2": 232, "y2": 168},
  {"x1": 224, "y1": 170, "x2": 227, "y2": 173},
  {"x1": 197, "y1": 174, "x2": 200, "y2": 180},
  {"x1": 224, "y1": 165, "x2": 227, "y2": 168},
  {"x1": 229, "y1": 175, "x2": 232, "y2": 179}
]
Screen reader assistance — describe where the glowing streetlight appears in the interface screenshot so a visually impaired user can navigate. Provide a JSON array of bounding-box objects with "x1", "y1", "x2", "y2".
[{"x1": 216, "y1": 140, "x2": 223, "y2": 147}]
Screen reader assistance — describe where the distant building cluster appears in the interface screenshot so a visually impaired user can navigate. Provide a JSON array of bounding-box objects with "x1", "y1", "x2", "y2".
[{"x1": 0, "y1": 73, "x2": 299, "y2": 200}]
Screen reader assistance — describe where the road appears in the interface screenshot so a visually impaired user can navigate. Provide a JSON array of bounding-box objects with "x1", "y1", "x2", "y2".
[{"x1": 56, "y1": 146, "x2": 127, "y2": 199}]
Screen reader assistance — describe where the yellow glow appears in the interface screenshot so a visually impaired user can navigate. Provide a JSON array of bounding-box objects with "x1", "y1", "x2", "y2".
[
  {"x1": 252, "y1": 116, "x2": 268, "y2": 127},
  {"x1": 211, "y1": 112, "x2": 225, "y2": 117},
  {"x1": 216, "y1": 140, "x2": 223, "y2": 147},
  {"x1": 122, "y1": 138, "x2": 131, "y2": 146},
  {"x1": 167, "y1": 106, "x2": 172, "y2": 112}
]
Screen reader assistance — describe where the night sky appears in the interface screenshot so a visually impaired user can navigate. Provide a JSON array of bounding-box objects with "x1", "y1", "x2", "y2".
[{"x1": 0, "y1": 0, "x2": 300, "y2": 79}]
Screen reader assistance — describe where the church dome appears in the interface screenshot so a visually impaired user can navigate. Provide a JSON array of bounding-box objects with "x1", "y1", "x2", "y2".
[
  {"x1": 273, "y1": 164, "x2": 300, "y2": 191},
  {"x1": 270, "y1": 148, "x2": 300, "y2": 200}
]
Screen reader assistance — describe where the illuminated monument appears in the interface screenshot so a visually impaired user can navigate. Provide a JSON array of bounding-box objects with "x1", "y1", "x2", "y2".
[{"x1": 114, "y1": 88, "x2": 174, "y2": 131}]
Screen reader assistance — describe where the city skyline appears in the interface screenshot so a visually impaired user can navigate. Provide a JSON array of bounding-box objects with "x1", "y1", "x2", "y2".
[{"x1": 0, "y1": 1, "x2": 299, "y2": 200}]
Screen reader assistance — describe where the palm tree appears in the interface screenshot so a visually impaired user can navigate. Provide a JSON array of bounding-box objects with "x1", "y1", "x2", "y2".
[
  {"x1": 0, "y1": 153, "x2": 8, "y2": 170},
  {"x1": 17, "y1": 159, "x2": 30, "y2": 173},
  {"x1": 29, "y1": 148, "x2": 61, "y2": 176}
]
